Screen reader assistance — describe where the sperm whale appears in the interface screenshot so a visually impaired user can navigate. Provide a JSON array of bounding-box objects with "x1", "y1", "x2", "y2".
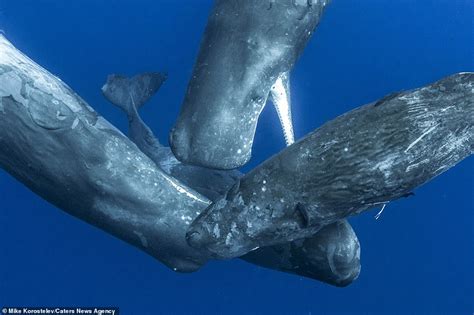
[
  {"x1": 187, "y1": 72, "x2": 474, "y2": 258},
  {"x1": 170, "y1": 0, "x2": 331, "y2": 169},
  {"x1": 101, "y1": 71, "x2": 361, "y2": 285}
]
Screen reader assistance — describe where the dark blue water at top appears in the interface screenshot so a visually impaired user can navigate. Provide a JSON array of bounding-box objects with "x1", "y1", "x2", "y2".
[{"x1": 0, "y1": 0, "x2": 472, "y2": 313}]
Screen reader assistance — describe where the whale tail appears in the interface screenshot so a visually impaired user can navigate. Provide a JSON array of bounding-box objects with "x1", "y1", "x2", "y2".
[{"x1": 101, "y1": 72, "x2": 167, "y2": 114}]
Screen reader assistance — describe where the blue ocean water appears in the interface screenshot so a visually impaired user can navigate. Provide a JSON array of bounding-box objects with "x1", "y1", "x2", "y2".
[{"x1": 0, "y1": 0, "x2": 473, "y2": 313}]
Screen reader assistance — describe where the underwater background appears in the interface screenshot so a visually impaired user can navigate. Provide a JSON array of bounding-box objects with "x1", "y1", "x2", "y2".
[{"x1": 0, "y1": 0, "x2": 472, "y2": 313}]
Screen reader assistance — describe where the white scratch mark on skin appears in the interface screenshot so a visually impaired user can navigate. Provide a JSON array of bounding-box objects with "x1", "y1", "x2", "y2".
[
  {"x1": 405, "y1": 124, "x2": 439, "y2": 153},
  {"x1": 441, "y1": 106, "x2": 455, "y2": 112},
  {"x1": 56, "y1": 111, "x2": 67, "y2": 120},
  {"x1": 374, "y1": 203, "x2": 387, "y2": 220},
  {"x1": 438, "y1": 131, "x2": 471, "y2": 154},
  {"x1": 373, "y1": 155, "x2": 398, "y2": 178},
  {"x1": 71, "y1": 117, "x2": 79, "y2": 129},
  {"x1": 406, "y1": 159, "x2": 430, "y2": 172},
  {"x1": 162, "y1": 174, "x2": 208, "y2": 204},
  {"x1": 434, "y1": 165, "x2": 449, "y2": 174}
]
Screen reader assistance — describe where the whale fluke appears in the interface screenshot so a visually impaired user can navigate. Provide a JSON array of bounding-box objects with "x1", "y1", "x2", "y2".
[
  {"x1": 101, "y1": 72, "x2": 243, "y2": 202},
  {"x1": 101, "y1": 72, "x2": 167, "y2": 114},
  {"x1": 101, "y1": 72, "x2": 168, "y2": 159}
]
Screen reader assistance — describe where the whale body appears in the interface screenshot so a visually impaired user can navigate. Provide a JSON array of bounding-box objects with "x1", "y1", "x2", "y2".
[
  {"x1": 187, "y1": 73, "x2": 474, "y2": 258},
  {"x1": 170, "y1": 0, "x2": 331, "y2": 169},
  {"x1": 101, "y1": 71, "x2": 361, "y2": 285}
]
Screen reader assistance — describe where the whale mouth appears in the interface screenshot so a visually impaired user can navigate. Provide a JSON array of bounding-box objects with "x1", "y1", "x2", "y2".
[{"x1": 270, "y1": 72, "x2": 295, "y2": 147}]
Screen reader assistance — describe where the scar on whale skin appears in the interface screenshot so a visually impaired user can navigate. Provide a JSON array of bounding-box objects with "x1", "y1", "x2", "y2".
[{"x1": 187, "y1": 72, "x2": 474, "y2": 259}]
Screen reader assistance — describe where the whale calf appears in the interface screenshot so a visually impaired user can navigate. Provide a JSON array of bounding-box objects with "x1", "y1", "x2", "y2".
[{"x1": 170, "y1": 0, "x2": 330, "y2": 169}]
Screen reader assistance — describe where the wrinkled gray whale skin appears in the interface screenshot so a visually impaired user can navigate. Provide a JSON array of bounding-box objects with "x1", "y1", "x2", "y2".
[
  {"x1": 101, "y1": 71, "x2": 360, "y2": 286},
  {"x1": 170, "y1": 0, "x2": 330, "y2": 169},
  {"x1": 101, "y1": 73, "x2": 241, "y2": 201},
  {"x1": 0, "y1": 35, "x2": 360, "y2": 286},
  {"x1": 0, "y1": 35, "x2": 209, "y2": 272},
  {"x1": 187, "y1": 73, "x2": 474, "y2": 258},
  {"x1": 244, "y1": 220, "x2": 361, "y2": 287}
]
